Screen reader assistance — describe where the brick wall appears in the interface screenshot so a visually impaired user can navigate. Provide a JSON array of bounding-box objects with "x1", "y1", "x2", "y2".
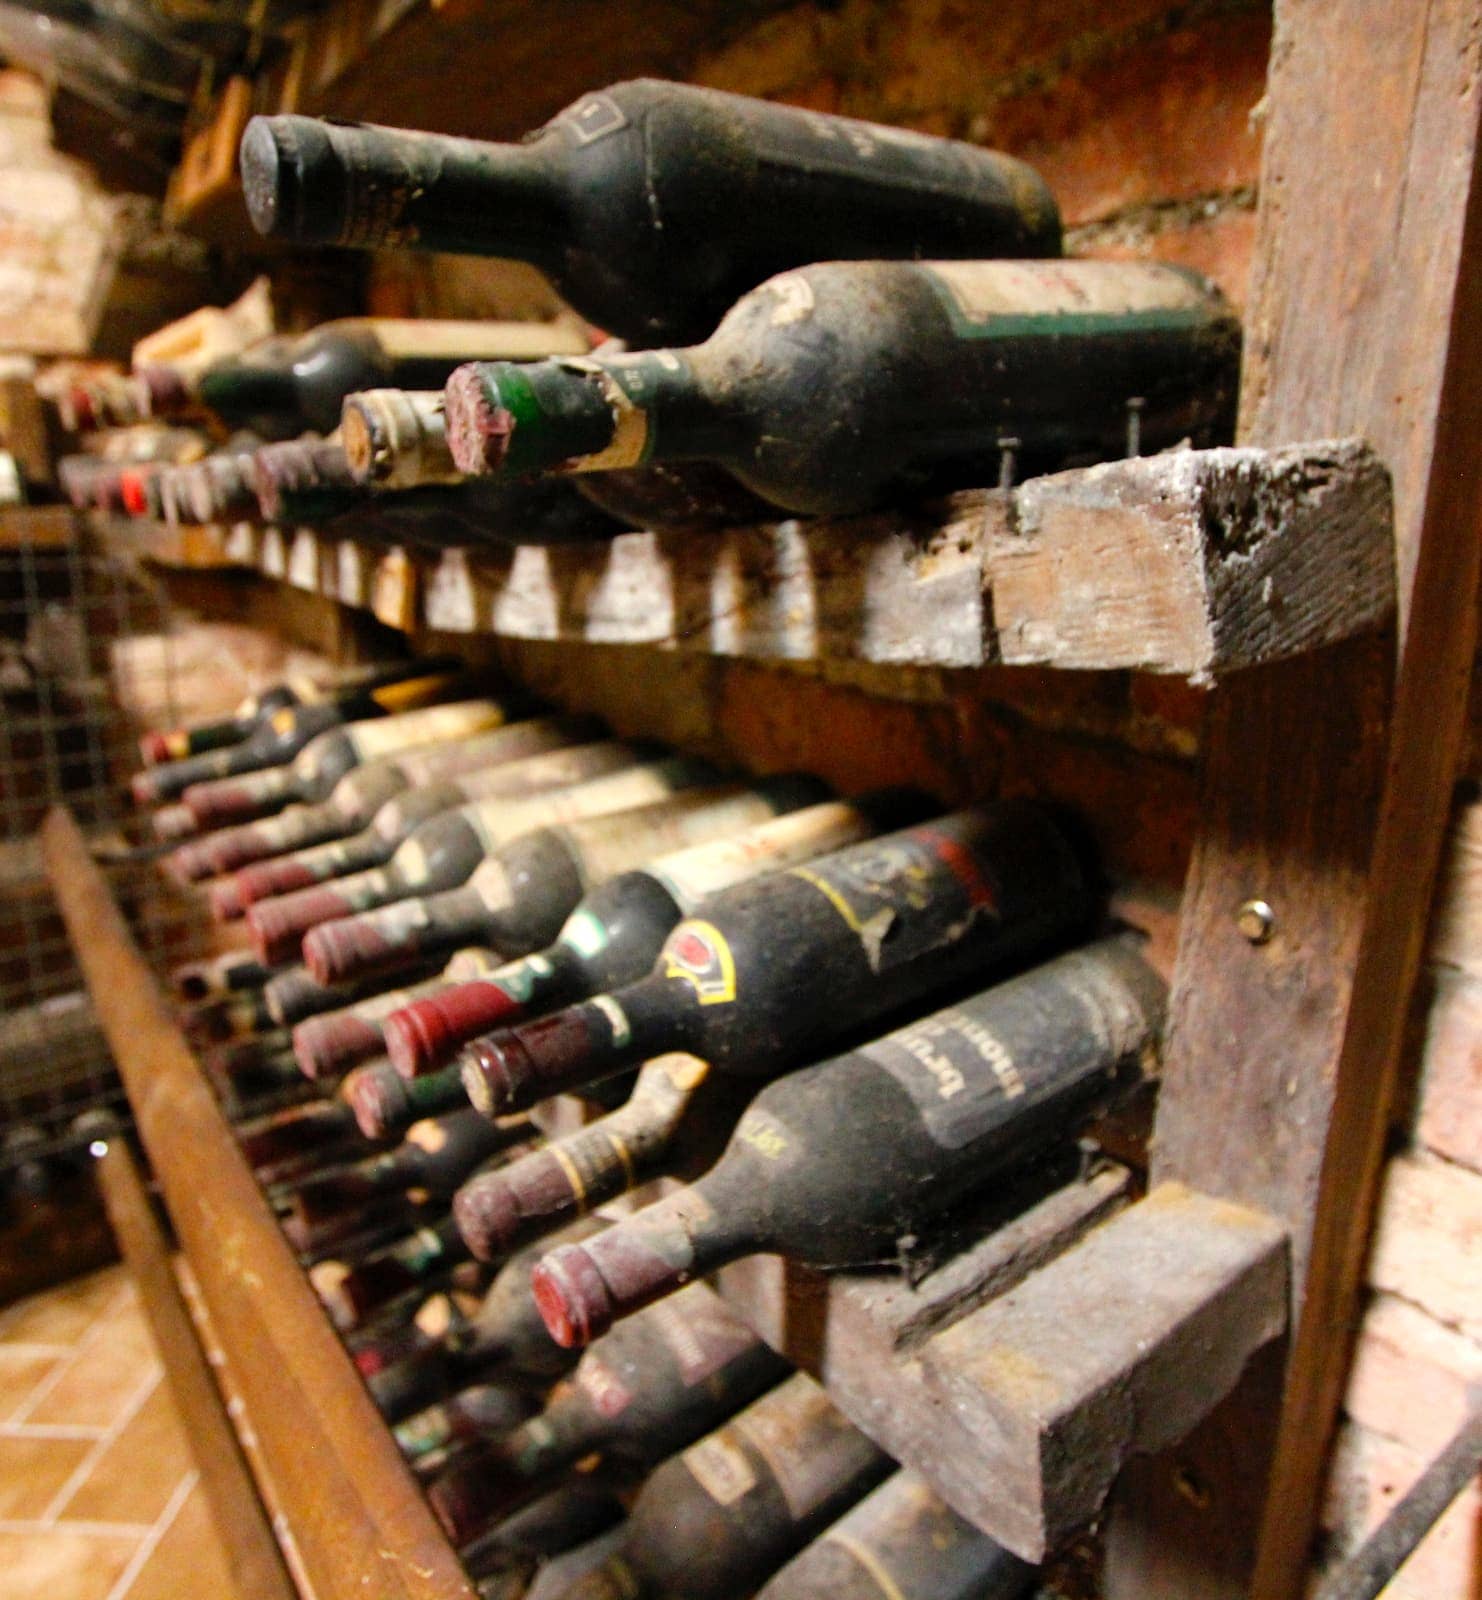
[{"x1": 1313, "y1": 789, "x2": 1482, "y2": 1596}]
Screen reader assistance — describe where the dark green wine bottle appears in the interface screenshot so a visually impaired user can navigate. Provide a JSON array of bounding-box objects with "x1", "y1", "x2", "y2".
[
  {"x1": 442, "y1": 258, "x2": 1240, "y2": 518},
  {"x1": 531, "y1": 936, "x2": 1161, "y2": 1346},
  {"x1": 241, "y1": 81, "x2": 1059, "y2": 344}
]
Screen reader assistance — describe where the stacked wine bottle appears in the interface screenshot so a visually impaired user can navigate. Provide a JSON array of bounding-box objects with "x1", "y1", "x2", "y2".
[
  {"x1": 43, "y1": 76, "x2": 1240, "y2": 595},
  {"x1": 132, "y1": 646, "x2": 1165, "y2": 1598}
]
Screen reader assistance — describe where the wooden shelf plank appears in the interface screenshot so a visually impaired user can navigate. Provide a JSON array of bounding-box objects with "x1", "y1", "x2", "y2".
[
  {"x1": 120, "y1": 440, "x2": 1394, "y2": 681},
  {"x1": 41, "y1": 804, "x2": 475, "y2": 1600},
  {"x1": 713, "y1": 1168, "x2": 1287, "y2": 1562}
]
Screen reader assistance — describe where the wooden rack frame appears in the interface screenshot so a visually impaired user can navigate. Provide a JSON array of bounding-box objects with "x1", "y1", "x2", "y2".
[{"x1": 43, "y1": 0, "x2": 1482, "y2": 1595}]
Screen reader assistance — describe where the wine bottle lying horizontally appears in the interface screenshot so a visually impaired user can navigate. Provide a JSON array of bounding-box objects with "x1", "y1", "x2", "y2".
[
  {"x1": 131, "y1": 655, "x2": 462, "y2": 805},
  {"x1": 457, "y1": 802, "x2": 1091, "y2": 1118},
  {"x1": 555, "y1": 1373, "x2": 892, "y2": 1600},
  {"x1": 382, "y1": 792, "x2": 920, "y2": 1079},
  {"x1": 294, "y1": 950, "x2": 509, "y2": 1080},
  {"x1": 138, "y1": 677, "x2": 299, "y2": 766},
  {"x1": 147, "y1": 316, "x2": 588, "y2": 438},
  {"x1": 196, "y1": 716, "x2": 597, "y2": 897},
  {"x1": 232, "y1": 738, "x2": 646, "y2": 913},
  {"x1": 240, "y1": 80, "x2": 1060, "y2": 345},
  {"x1": 170, "y1": 692, "x2": 522, "y2": 838},
  {"x1": 755, "y1": 1468, "x2": 1034, "y2": 1600},
  {"x1": 531, "y1": 935, "x2": 1162, "y2": 1346},
  {"x1": 300, "y1": 775, "x2": 829, "y2": 987},
  {"x1": 245, "y1": 752, "x2": 717, "y2": 967},
  {"x1": 426, "y1": 1283, "x2": 787, "y2": 1545},
  {"x1": 439, "y1": 258, "x2": 1240, "y2": 519}
]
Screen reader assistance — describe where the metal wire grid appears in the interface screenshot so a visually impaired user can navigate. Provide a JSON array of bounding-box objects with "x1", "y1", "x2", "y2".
[{"x1": 0, "y1": 521, "x2": 214, "y2": 1169}]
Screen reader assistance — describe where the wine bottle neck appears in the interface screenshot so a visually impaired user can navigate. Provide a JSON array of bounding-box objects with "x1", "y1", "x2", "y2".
[
  {"x1": 531, "y1": 1175, "x2": 752, "y2": 1347},
  {"x1": 444, "y1": 351, "x2": 733, "y2": 480},
  {"x1": 459, "y1": 975, "x2": 689, "y2": 1115}
]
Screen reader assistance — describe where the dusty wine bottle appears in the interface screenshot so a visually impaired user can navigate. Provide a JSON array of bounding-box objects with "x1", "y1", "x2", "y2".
[
  {"x1": 342, "y1": 377, "x2": 780, "y2": 533},
  {"x1": 385, "y1": 793, "x2": 916, "y2": 1078},
  {"x1": 246, "y1": 753, "x2": 715, "y2": 968},
  {"x1": 301, "y1": 775, "x2": 827, "y2": 988},
  {"x1": 241, "y1": 82, "x2": 1060, "y2": 345},
  {"x1": 233, "y1": 738, "x2": 641, "y2": 911},
  {"x1": 139, "y1": 680, "x2": 299, "y2": 766},
  {"x1": 755, "y1": 1468, "x2": 1035, "y2": 1600},
  {"x1": 388, "y1": 1380, "x2": 532, "y2": 1455},
  {"x1": 282, "y1": 1194, "x2": 438, "y2": 1266},
  {"x1": 131, "y1": 657, "x2": 462, "y2": 806},
  {"x1": 459, "y1": 803, "x2": 1091, "y2": 1119},
  {"x1": 296, "y1": 949, "x2": 506, "y2": 1081},
  {"x1": 172, "y1": 695, "x2": 519, "y2": 848},
  {"x1": 175, "y1": 317, "x2": 586, "y2": 436},
  {"x1": 360, "y1": 1213, "x2": 614, "y2": 1421},
  {"x1": 235, "y1": 1097, "x2": 366, "y2": 1171},
  {"x1": 171, "y1": 948, "x2": 276, "y2": 1003},
  {"x1": 204, "y1": 718, "x2": 597, "y2": 910},
  {"x1": 314, "y1": 1214, "x2": 471, "y2": 1327},
  {"x1": 263, "y1": 961, "x2": 442, "y2": 1029},
  {"x1": 453, "y1": 1053, "x2": 749, "y2": 1262},
  {"x1": 343, "y1": 1060, "x2": 471, "y2": 1141},
  {"x1": 286, "y1": 1108, "x2": 532, "y2": 1220},
  {"x1": 557, "y1": 1372, "x2": 892, "y2": 1600},
  {"x1": 426, "y1": 1283, "x2": 788, "y2": 1545},
  {"x1": 443, "y1": 259, "x2": 1240, "y2": 518},
  {"x1": 533, "y1": 936, "x2": 1162, "y2": 1345},
  {"x1": 460, "y1": 1481, "x2": 625, "y2": 1594}
]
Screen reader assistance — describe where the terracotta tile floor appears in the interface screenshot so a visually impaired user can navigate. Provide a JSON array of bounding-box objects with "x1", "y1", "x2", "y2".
[{"x1": 0, "y1": 1263, "x2": 243, "y2": 1600}]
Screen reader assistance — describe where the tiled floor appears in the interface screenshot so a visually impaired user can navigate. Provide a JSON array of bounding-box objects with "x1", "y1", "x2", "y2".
[{"x1": 0, "y1": 1263, "x2": 242, "y2": 1600}]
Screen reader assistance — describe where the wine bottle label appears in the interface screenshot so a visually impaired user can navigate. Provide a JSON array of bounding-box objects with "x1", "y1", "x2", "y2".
[
  {"x1": 396, "y1": 840, "x2": 432, "y2": 888},
  {"x1": 683, "y1": 1431, "x2": 758, "y2": 1507},
  {"x1": 734, "y1": 1399, "x2": 849, "y2": 1521},
  {"x1": 661, "y1": 920, "x2": 738, "y2": 1006},
  {"x1": 590, "y1": 995, "x2": 633, "y2": 1046},
  {"x1": 471, "y1": 857, "x2": 513, "y2": 912},
  {"x1": 923, "y1": 259, "x2": 1213, "y2": 339},
  {"x1": 786, "y1": 825, "x2": 997, "y2": 975},
  {"x1": 649, "y1": 801, "x2": 876, "y2": 913},
  {"x1": 478, "y1": 952, "x2": 556, "y2": 1002},
  {"x1": 652, "y1": 1290, "x2": 762, "y2": 1388},
  {"x1": 560, "y1": 909, "x2": 610, "y2": 959},
  {"x1": 576, "y1": 1354, "x2": 635, "y2": 1419},
  {"x1": 554, "y1": 358, "x2": 650, "y2": 471},
  {"x1": 547, "y1": 1128, "x2": 636, "y2": 1211},
  {"x1": 446, "y1": 946, "x2": 509, "y2": 981},
  {"x1": 556, "y1": 92, "x2": 629, "y2": 146},
  {"x1": 347, "y1": 701, "x2": 505, "y2": 761},
  {"x1": 405, "y1": 1118, "x2": 448, "y2": 1153},
  {"x1": 858, "y1": 943, "x2": 1157, "y2": 1149},
  {"x1": 859, "y1": 1010, "x2": 1023, "y2": 1150}
]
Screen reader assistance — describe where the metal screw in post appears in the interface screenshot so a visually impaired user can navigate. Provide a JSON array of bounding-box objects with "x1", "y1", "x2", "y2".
[
  {"x1": 1237, "y1": 899, "x2": 1275, "y2": 944},
  {"x1": 996, "y1": 436, "x2": 1021, "y2": 492},
  {"x1": 1125, "y1": 396, "x2": 1146, "y2": 457}
]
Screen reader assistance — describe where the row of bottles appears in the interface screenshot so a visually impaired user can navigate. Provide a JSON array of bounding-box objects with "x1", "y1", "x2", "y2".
[
  {"x1": 41, "y1": 77, "x2": 1240, "y2": 565},
  {"x1": 136, "y1": 655, "x2": 1164, "y2": 1596}
]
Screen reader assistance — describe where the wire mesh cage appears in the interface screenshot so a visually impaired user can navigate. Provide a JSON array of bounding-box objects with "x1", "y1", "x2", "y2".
[{"x1": 0, "y1": 517, "x2": 211, "y2": 1181}]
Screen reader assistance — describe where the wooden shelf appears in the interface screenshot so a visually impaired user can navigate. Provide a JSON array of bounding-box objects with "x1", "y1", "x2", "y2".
[{"x1": 130, "y1": 439, "x2": 1395, "y2": 683}]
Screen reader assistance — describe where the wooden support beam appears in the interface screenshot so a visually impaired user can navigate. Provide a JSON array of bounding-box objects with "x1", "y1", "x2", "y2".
[
  {"x1": 41, "y1": 804, "x2": 476, "y2": 1600},
  {"x1": 1106, "y1": 4, "x2": 1482, "y2": 1596},
  {"x1": 716, "y1": 1176, "x2": 1285, "y2": 1563},
  {"x1": 92, "y1": 1135, "x2": 297, "y2": 1600}
]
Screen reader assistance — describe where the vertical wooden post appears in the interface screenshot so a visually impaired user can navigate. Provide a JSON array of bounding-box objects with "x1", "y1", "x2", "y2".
[{"x1": 1106, "y1": 3, "x2": 1482, "y2": 1595}]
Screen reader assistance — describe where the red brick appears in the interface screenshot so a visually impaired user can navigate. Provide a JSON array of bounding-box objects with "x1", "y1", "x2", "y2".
[
  {"x1": 1414, "y1": 968, "x2": 1482, "y2": 1171},
  {"x1": 1343, "y1": 1293, "x2": 1482, "y2": 1458},
  {"x1": 977, "y1": 11, "x2": 1271, "y2": 224},
  {"x1": 1077, "y1": 206, "x2": 1259, "y2": 313}
]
